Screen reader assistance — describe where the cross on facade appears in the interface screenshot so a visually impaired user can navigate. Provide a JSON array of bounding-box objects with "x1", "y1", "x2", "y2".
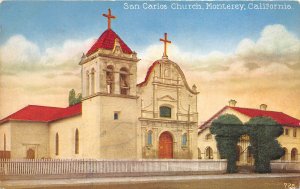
[
  {"x1": 102, "y1": 8, "x2": 116, "y2": 30},
  {"x1": 160, "y1": 33, "x2": 171, "y2": 57}
]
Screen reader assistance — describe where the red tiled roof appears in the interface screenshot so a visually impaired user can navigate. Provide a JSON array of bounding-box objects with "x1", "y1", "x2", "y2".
[
  {"x1": 86, "y1": 29, "x2": 133, "y2": 56},
  {"x1": 0, "y1": 103, "x2": 82, "y2": 124},
  {"x1": 198, "y1": 106, "x2": 228, "y2": 131},
  {"x1": 230, "y1": 106, "x2": 300, "y2": 127},
  {"x1": 199, "y1": 106, "x2": 300, "y2": 133},
  {"x1": 137, "y1": 61, "x2": 160, "y2": 87}
]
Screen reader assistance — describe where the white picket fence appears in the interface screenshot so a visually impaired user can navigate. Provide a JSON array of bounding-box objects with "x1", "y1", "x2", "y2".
[{"x1": 0, "y1": 159, "x2": 227, "y2": 176}]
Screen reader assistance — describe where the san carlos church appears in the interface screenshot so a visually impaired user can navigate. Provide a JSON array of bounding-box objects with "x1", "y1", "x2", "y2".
[
  {"x1": 0, "y1": 9, "x2": 299, "y2": 162},
  {"x1": 0, "y1": 9, "x2": 199, "y2": 160}
]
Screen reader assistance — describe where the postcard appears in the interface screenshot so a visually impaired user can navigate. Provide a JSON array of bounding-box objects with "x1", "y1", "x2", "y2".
[{"x1": 0, "y1": 1, "x2": 299, "y2": 189}]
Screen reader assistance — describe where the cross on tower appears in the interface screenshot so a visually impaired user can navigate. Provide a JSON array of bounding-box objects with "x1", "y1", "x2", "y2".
[
  {"x1": 160, "y1": 33, "x2": 171, "y2": 58},
  {"x1": 102, "y1": 8, "x2": 116, "y2": 30}
]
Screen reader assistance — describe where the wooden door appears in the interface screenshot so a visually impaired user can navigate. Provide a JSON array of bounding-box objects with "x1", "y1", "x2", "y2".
[
  {"x1": 159, "y1": 132, "x2": 173, "y2": 159},
  {"x1": 26, "y1": 148, "x2": 35, "y2": 159}
]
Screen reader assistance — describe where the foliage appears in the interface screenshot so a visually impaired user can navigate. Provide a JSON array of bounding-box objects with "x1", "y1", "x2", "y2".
[
  {"x1": 210, "y1": 114, "x2": 246, "y2": 173},
  {"x1": 69, "y1": 89, "x2": 82, "y2": 106},
  {"x1": 245, "y1": 116, "x2": 284, "y2": 173}
]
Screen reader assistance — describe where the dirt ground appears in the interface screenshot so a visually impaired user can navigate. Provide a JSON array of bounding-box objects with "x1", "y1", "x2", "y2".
[{"x1": 16, "y1": 176, "x2": 300, "y2": 189}]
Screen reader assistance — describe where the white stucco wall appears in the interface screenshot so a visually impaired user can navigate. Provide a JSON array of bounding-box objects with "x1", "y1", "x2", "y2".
[
  {"x1": 49, "y1": 115, "x2": 83, "y2": 159},
  {"x1": 278, "y1": 127, "x2": 300, "y2": 161},
  {"x1": 98, "y1": 95, "x2": 139, "y2": 159},
  {"x1": 10, "y1": 121, "x2": 49, "y2": 159},
  {"x1": 0, "y1": 122, "x2": 11, "y2": 151}
]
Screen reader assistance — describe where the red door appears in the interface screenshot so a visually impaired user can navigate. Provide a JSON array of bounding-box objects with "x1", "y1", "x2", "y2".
[{"x1": 159, "y1": 132, "x2": 173, "y2": 159}]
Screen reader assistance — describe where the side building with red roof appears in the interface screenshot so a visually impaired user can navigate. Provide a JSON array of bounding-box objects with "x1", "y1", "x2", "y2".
[
  {"x1": 0, "y1": 104, "x2": 82, "y2": 159},
  {"x1": 197, "y1": 100, "x2": 300, "y2": 164}
]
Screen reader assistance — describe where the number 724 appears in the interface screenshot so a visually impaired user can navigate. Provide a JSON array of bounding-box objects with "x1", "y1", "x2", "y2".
[{"x1": 284, "y1": 183, "x2": 296, "y2": 189}]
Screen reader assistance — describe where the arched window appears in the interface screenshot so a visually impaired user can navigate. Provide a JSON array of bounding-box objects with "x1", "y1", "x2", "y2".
[
  {"x1": 291, "y1": 148, "x2": 298, "y2": 161},
  {"x1": 160, "y1": 106, "x2": 171, "y2": 118},
  {"x1": 106, "y1": 65, "x2": 114, "y2": 94},
  {"x1": 120, "y1": 67, "x2": 129, "y2": 95},
  {"x1": 284, "y1": 128, "x2": 289, "y2": 136},
  {"x1": 55, "y1": 133, "x2": 59, "y2": 156},
  {"x1": 182, "y1": 133, "x2": 187, "y2": 146},
  {"x1": 205, "y1": 133, "x2": 212, "y2": 140},
  {"x1": 147, "y1": 130, "x2": 152, "y2": 145},
  {"x1": 281, "y1": 147, "x2": 288, "y2": 161},
  {"x1": 205, "y1": 147, "x2": 213, "y2": 159},
  {"x1": 293, "y1": 128, "x2": 297, "y2": 137},
  {"x1": 164, "y1": 68, "x2": 170, "y2": 78},
  {"x1": 75, "y1": 129, "x2": 79, "y2": 154},
  {"x1": 198, "y1": 148, "x2": 202, "y2": 159},
  {"x1": 4, "y1": 134, "x2": 6, "y2": 152},
  {"x1": 91, "y1": 68, "x2": 95, "y2": 94},
  {"x1": 86, "y1": 71, "x2": 90, "y2": 96}
]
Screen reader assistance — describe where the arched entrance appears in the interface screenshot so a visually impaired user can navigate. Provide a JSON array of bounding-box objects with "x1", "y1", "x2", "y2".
[
  {"x1": 291, "y1": 148, "x2": 298, "y2": 161},
  {"x1": 205, "y1": 147, "x2": 213, "y2": 159},
  {"x1": 26, "y1": 148, "x2": 35, "y2": 159},
  {"x1": 159, "y1": 132, "x2": 173, "y2": 159}
]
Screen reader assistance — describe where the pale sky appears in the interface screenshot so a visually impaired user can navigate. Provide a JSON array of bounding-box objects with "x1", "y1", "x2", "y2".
[{"x1": 0, "y1": 1, "x2": 300, "y2": 123}]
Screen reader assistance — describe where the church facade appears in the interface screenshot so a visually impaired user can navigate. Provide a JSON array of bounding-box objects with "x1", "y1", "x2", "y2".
[{"x1": 0, "y1": 9, "x2": 199, "y2": 160}]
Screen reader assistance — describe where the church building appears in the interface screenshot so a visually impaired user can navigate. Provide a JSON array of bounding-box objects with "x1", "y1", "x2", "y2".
[
  {"x1": 0, "y1": 9, "x2": 199, "y2": 160},
  {"x1": 1, "y1": 9, "x2": 298, "y2": 162}
]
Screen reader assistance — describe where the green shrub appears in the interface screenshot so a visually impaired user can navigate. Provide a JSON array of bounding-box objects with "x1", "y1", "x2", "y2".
[
  {"x1": 245, "y1": 116, "x2": 284, "y2": 173},
  {"x1": 69, "y1": 89, "x2": 82, "y2": 106},
  {"x1": 210, "y1": 114, "x2": 246, "y2": 173}
]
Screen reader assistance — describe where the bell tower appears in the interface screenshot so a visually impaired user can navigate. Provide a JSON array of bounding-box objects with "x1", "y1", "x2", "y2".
[
  {"x1": 79, "y1": 9, "x2": 140, "y2": 159},
  {"x1": 80, "y1": 9, "x2": 139, "y2": 98}
]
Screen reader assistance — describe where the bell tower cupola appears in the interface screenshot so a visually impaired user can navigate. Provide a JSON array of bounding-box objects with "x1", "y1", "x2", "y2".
[{"x1": 79, "y1": 8, "x2": 139, "y2": 99}]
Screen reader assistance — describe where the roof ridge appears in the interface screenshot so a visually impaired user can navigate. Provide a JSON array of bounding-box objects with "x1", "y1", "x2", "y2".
[
  {"x1": 230, "y1": 106, "x2": 284, "y2": 113},
  {"x1": 27, "y1": 104, "x2": 65, "y2": 109},
  {"x1": 199, "y1": 106, "x2": 228, "y2": 129},
  {"x1": 49, "y1": 103, "x2": 82, "y2": 122},
  {"x1": 229, "y1": 106, "x2": 300, "y2": 125}
]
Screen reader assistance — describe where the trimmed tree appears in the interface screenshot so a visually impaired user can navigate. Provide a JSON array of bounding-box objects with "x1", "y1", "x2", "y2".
[
  {"x1": 68, "y1": 89, "x2": 82, "y2": 106},
  {"x1": 210, "y1": 114, "x2": 246, "y2": 173},
  {"x1": 245, "y1": 116, "x2": 284, "y2": 173}
]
